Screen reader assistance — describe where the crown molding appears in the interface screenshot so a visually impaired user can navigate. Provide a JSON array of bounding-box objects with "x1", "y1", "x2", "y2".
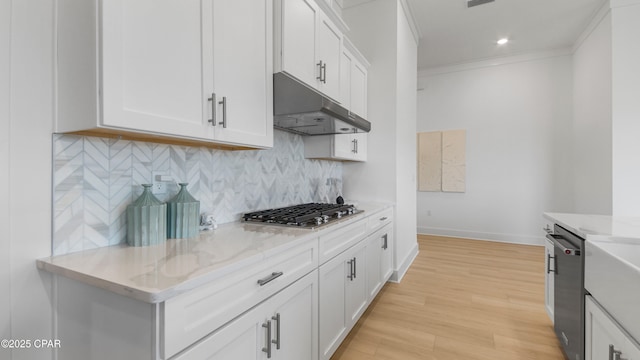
[
  {"x1": 572, "y1": 0, "x2": 612, "y2": 53},
  {"x1": 399, "y1": 0, "x2": 422, "y2": 44},
  {"x1": 610, "y1": 0, "x2": 640, "y2": 7},
  {"x1": 418, "y1": 48, "x2": 573, "y2": 78}
]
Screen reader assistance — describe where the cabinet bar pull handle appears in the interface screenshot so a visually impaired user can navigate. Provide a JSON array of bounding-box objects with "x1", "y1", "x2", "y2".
[
  {"x1": 547, "y1": 254, "x2": 555, "y2": 274},
  {"x1": 271, "y1": 313, "x2": 281, "y2": 350},
  {"x1": 262, "y1": 320, "x2": 272, "y2": 358},
  {"x1": 382, "y1": 234, "x2": 388, "y2": 250},
  {"x1": 347, "y1": 259, "x2": 354, "y2": 280},
  {"x1": 218, "y1": 96, "x2": 227, "y2": 128},
  {"x1": 352, "y1": 257, "x2": 357, "y2": 279},
  {"x1": 316, "y1": 61, "x2": 323, "y2": 81},
  {"x1": 380, "y1": 217, "x2": 388, "y2": 221},
  {"x1": 207, "y1": 93, "x2": 216, "y2": 126},
  {"x1": 322, "y1": 62, "x2": 327, "y2": 83},
  {"x1": 352, "y1": 139, "x2": 357, "y2": 153},
  {"x1": 257, "y1": 271, "x2": 283, "y2": 286},
  {"x1": 355, "y1": 139, "x2": 358, "y2": 153}
]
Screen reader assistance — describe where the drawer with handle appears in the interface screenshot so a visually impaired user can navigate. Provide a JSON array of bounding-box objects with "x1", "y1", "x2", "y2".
[
  {"x1": 319, "y1": 219, "x2": 367, "y2": 265},
  {"x1": 163, "y1": 239, "x2": 318, "y2": 358},
  {"x1": 367, "y1": 207, "x2": 393, "y2": 232}
]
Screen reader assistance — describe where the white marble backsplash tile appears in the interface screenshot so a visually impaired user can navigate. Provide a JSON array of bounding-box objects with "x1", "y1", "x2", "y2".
[{"x1": 52, "y1": 130, "x2": 343, "y2": 256}]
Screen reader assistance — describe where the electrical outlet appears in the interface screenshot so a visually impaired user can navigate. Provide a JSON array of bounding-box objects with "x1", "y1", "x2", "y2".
[
  {"x1": 151, "y1": 171, "x2": 168, "y2": 195},
  {"x1": 153, "y1": 182, "x2": 166, "y2": 195}
]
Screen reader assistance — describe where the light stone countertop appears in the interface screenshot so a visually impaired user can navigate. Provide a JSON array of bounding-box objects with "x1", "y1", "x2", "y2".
[
  {"x1": 544, "y1": 212, "x2": 640, "y2": 239},
  {"x1": 37, "y1": 202, "x2": 391, "y2": 303}
]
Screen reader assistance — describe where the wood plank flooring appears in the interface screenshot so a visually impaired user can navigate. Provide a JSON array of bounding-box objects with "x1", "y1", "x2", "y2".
[{"x1": 330, "y1": 235, "x2": 565, "y2": 360}]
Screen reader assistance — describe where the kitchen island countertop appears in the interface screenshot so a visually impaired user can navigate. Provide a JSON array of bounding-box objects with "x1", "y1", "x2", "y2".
[{"x1": 544, "y1": 212, "x2": 640, "y2": 239}]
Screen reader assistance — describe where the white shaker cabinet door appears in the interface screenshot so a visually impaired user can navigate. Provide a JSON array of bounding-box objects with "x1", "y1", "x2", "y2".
[
  {"x1": 173, "y1": 302, "x2": 265, "y2": 360},
  {"x1": 316, "y1": 12, "x2": 342, "y2": 101},
  {"x1": 270, "y1": 271, "x2": 318, "y2": 360},
  {"x1": 344, "y1": 242, "x2": 367, "y2": 325},
  {"x1": 281, "y1": 0, "x2": 319, "y2": 88},
  {"x1": 211, "y1": 0, "x2": 273, "y2": 148},
  {"x1": 101, "y1": 0, "x2": 212, "y2": 139},
  {"x1": 350, "y1": 60, "x2": 368, "y2": 118}
]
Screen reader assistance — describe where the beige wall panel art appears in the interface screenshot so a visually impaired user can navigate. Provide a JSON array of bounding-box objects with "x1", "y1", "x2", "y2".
[
  {"x1": 441, "y1": 129, "x2": 466, "y2": 192},
  {"x1": 417, "y1": 131, "x2": 442, "y2": 191}
]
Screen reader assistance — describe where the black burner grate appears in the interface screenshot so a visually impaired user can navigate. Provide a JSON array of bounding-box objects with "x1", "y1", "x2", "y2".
[{"x1": 243, "y1": 203, "x2": 357, "y2": 227}]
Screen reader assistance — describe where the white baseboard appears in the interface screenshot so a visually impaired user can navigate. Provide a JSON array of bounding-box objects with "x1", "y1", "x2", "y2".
[
  {"x1": 417, "y1": 227, "x2": 543, "y2": 246},
  {"x1": 389, "y1": 242, "x2": 419, "y2": 283}
]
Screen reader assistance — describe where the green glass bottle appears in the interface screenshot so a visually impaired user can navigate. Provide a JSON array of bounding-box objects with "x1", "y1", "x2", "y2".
[
  {"x1": 167, "y1": 183, "x2": 200, "y2": 239},
  {"x1": 126, "y1": 184, "x2": 167, "y2": 246}
]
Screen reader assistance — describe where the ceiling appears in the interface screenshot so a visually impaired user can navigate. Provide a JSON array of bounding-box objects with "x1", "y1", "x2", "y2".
[{"x1": 405, "y1": 0, "x2": 607, "y2": 70}]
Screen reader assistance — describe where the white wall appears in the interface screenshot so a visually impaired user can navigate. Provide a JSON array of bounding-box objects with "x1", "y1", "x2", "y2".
[
  {"x1": 2, "y1": 1, "x2": 55, "y2": 359},
  {"x1": 343, "y1": 0, "x2": 419, "y2": 280},
  {"x1": 1, "y1": 0, "x2": 12, "y2": 345},
  {"x1": 611, "y1": 2, "x2": 640, "y2": 216},
  {"x1": 572, "y1": 11, "x2": 612, "y2": 215},
  {"x1": 394, "y1": 1, "x2": 418, "y2": 277},
  {"x1": 417, "y1": 55, "x2": 574, "y2": 245}
]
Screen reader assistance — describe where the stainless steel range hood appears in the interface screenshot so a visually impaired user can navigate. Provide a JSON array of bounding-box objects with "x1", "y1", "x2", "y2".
[{"x1": 273, "y1": 72, "x2": 371, "y2": 136}]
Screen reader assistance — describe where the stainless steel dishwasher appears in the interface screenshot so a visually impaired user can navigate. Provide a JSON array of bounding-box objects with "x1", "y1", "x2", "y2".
[{"x1": 547, "y1": 224, "x2": 586, "y2": 360}]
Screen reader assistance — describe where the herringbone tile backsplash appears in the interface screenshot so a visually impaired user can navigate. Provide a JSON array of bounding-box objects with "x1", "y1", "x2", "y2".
[{"x1": 53, "y1": 131, "x2": 342, "y2": 255}]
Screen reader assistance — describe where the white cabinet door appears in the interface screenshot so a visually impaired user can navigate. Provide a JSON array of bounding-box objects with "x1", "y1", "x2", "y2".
[
  {"x1": 101, "y1": 0, "x2": 211, "y2": 139},
  {"x1": 585, "y1": 296, "x2": 640, "y2": 360},
  {"x1": 351, "y1": 133, "x2": 367, "y2": 162},
  {"x1": 173, "y1": 302, "x2": 265, "y2": 360},
  {"x1": 339, "y1": 50, "x2": 352, "y2": 108},
  {"x1": 175, "y1": 271, "x2": 317, "y2": 360},
  {"x1": 281, "y1": 0, "x2": 318, "y2": 88},
  {"x1": 332, "y1": 134, "x2": 356, "y2": 160},
  {"x1": 345, "y1": 243, "x2": 367, "y2": 326},
  {"x1": 270, "y1": 270, "x2": 318, "y2": 360},
  {"x1": 316, "y1": 12, "x2": 342, "y2": 101},
  {"x1": 318, "y1": 240, "x2": 367, "y2": 360},
  {"x1": 350, "y1": 60, "x2": 367, "y2": 118},
  {"x1": 366, "y1": 224, "x2": 393, "y2": 300},
  {"x1": 380, "y1": 228, "x2": 393, "y2": 282},
  {"x1": 366, "y1": 233, "x2": 382, "y2": 300},
  {"x1": 211, "y1": 0, "x2": 273, "y2": 148},
  {"x1": 319, "y1": 253, "x2": 348, "y2": 360},
  {"x1": 544, "y1": 237, "x2": 555, "y2": 322}
]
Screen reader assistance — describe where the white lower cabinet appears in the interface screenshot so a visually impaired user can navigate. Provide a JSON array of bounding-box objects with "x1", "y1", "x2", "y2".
[
  {"x1": 175, "y1": 270, "x2": 318, "y2": 360},
  {"x1": 544, "y1": 236, "x2": 555, "y2": 322},
  {"x1": 53, "y1": 207, "x2": 395, "y2": 360},
  {"x1": 366, "y1": 223, "x2": 393, "y2": 299},
  {"x1": 585, "y1": 295, "x2": 640, "y2": 360},
  {"x1": 319, "y1": 239, "x2": 367, "y2": 360}
]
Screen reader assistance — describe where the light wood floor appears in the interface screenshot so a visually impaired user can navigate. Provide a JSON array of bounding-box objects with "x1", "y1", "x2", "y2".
[{"x1": 330, "y1": 235, "x2": 565, "y2": 360}]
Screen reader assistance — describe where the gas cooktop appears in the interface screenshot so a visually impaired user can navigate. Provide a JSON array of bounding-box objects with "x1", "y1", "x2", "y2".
[{"x1": 243, "y1": 203, "x2": 362, "y2": 229}]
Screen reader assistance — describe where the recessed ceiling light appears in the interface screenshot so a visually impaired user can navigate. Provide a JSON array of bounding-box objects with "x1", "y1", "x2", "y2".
[{"x1": 497, "y1": 38, "x2": 509, "y2": 45}]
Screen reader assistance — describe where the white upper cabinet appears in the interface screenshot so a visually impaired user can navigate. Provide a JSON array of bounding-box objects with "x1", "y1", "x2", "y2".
[
  {"x1": 276, "y1": 0, "x2": 342, "y2": 101},
  {"x1": 101, "y1": 0, "x2": 209, "y2": 139},
  {"x1": 280, "y1": 0, "x2": 319, "y2": 89},
  {"x1": 210, "y1": 0, "x2": 273, "y2": 148},
  {"x1": 55, "y1": 0, "x2": 273, "y2": 149},
  {"x1": 316, "y1": 12, "x2": 342, "y2": 100},
  {"x1": 341, "y1": 38, "x2": 369, "y2": 118}
]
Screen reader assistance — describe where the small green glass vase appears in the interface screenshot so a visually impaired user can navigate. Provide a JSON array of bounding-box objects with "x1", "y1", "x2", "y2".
[
  {"x1": 167, "y1": 183, "x2": 200, "y2": 239},
  {"x1": 126, "y1": 184, "x2": 167, "y2": 246}
]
